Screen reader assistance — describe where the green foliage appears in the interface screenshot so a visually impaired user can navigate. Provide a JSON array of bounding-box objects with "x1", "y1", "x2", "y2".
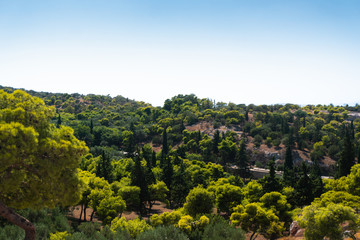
[
  {"x1": 231, "y1": 202, "x2": 284, "y2": 240},
  {"x1": 337, "y1": 125, "x2": 355, "y2": 178},
  {"x1": 136, "y1": 225, "x2": 189, "y2": 240},
  {"x1": 242, "y1": 180, "x2": 263, "y2": 204},
  {"x1": 150, "y1": 211, "x2": 182, "y2": 227},
  {"x1": 0, "y1": 208, "x2": 71, "y2": 240},
  {"x1": 259, "y1": 192, "x2": 292, "y2": 225},
  {"x1": 314, "y1": 190, "x2": 360, "y2": 211},
  {"x1": 207, "y1": 181, "x2": 243, "y2": 215},
  {"x1": 111, "y1": 217, "x2": 152, "y2": 239},
  {"x1": 0, "y1": 90, "x2": 88, "y2": 209},
  {"x1": 183, "y1": 186, "x2": 215, "y2": 217},
  {"x1": 202, "y1": 216, "x2": 245, "y2": 240},
  {"x1": 148, "y1": 181, "x2": 169, "y2": 205},
  {"x1": 50, "y1": 231, "x2": 70, "y2": 240},
  {"x1": 97, "y1": 196, "x2": 126, "y2": 225},
  {"x1": 298, "y1": 203, "x2": 359, "y2": 240}
]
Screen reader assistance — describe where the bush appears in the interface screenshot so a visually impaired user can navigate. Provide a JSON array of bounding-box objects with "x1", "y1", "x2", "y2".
[
  {"x1": 0, "y1": 225, "x2": 24, "y2": 240},
  {"x1": 202, "y1": 216, "x2": 245, "y2": 240},
  {"x1": 136, "y1": 225, "x2": 189, "y2": 240}
]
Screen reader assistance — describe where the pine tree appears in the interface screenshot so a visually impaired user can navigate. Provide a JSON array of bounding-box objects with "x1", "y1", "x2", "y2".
[{"x1": 337, "y1": 125, "x2": 355, "y2": 178}]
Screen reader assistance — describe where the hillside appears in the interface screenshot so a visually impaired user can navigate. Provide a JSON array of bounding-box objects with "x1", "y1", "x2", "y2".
[
  {"x1": 1, "y1": 85, "x2": 358, "y2": 176},
  {"x1": 2, "y1": 86, "x2": 360, "y2": 240}
]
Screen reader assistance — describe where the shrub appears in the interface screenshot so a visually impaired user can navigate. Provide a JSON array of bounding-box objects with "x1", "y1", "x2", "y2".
[{"x1": 136, "y1": 225, "x2": 189, "y2": 240}]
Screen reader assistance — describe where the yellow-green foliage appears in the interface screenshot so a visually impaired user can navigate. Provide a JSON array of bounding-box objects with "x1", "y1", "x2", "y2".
[
  {"x1": 183, "y1": 186, "x2": 215, "y2": 216},
  {"x1": 208, "y1": 180, "x2": 243, "y2": 214},
  {"x1": 197, "y1": 215, "x2": 210, "y2": 230},
  {"x1": 231, "y1": 202, "x2": 284, "y2": 239},
  {"x1": 298, "y1": 203, "x2": 359, "y2": 240},
  {"x1": 314, "y1": 190, "x2": 360, "y2": 211},
  {"x1": 178, "y1": 215, "x2": 193, "y2": 234},
  {"x1": 242, "y1": 180, "x2": 263, "y2": 204},
  {"x1": 49, "y1": 231, "x2": 70, "y2": 240},
  {"x1": 0, "y1": 90, "x2": 88, "y2": 209},
  {"x1": 150, "y1": 211, "x2": 183, "y2": 227},
  {"x1": 111, "y1": 217, "x2": 152, "y2": 238}
]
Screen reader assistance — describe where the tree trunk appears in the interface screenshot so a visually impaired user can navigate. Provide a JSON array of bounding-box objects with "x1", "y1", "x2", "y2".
[
  {"x1": 250, "y1": 231, "x2": 258, "y2": 240},
  {"x1": 0, "y1": 200, "x2": 36, "y2": 240},
  {"x1": 79, "y1": 204, "x2": 83, "y2": 224},
  {"x1": 83, "y1": 206, "x2": 87, "y2": 221},
  {"x1": 90, "y1": 209, "x2": 95, "y2": 222}
]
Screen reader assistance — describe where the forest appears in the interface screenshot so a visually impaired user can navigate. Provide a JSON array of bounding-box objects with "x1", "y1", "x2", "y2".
[{"x1": 1, "y1": 85, "x2": 360, "y2": 240}]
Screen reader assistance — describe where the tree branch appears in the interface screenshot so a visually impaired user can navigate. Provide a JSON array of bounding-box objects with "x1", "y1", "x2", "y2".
[{"x1": 0, "y1": 200, "x2": 36, "y2": 240}]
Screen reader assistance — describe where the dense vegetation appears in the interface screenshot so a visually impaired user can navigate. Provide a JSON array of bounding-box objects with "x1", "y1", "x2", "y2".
[{"x1": 1, "y1": 85, "x2": 360, "y2": 240}]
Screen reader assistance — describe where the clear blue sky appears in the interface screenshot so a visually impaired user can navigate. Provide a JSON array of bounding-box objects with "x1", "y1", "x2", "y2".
[{"x1": 1, "y1": 0, "x2": 359, "y2": 106}]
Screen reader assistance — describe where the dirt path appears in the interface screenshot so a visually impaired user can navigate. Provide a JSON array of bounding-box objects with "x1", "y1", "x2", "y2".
[{"x1": 69, "y1": 201, "x2": 173, "y2": 223}]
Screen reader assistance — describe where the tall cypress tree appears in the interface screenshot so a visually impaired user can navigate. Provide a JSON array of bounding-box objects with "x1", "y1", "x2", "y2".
[
  {"x1": 161, "y1": 127, "x2": 169, "y2": 166},
  {"x1": 56, "y1": 113, "x2": 62, "y2": 128},
  {"x1": 309, "y1": 159, "x2": 324, "y2": 198},
  {"x1": 283, "y1": 145, "x2": 295, "y2": 186},
  {"x1": 131, "y1": 155, "x2": 149, "y2": 215},
  {"x1": 337, "y1": 125, "x2": 355, "y2": 178},
  {"x1": 171, "y1": 159, "x2": 189, "y2": 208},
  {"x1": 236, "y1": 139, "x2": 251, "y2": 179},
  {"x1": 90, "y1": 119, "x2": 94, "y2": 134},
  {"x1": 261, "y1": 158, "x2": 282, "y2": 193},
  {"x1": 295, "y1": 162, "x2": 314, "y2": 206},
  {"x1": 213, "y1": 130, "x2": 220, "y2": 154},
  {"x1": 96, "y1": 150, "x2": 113, "y2": 183}
]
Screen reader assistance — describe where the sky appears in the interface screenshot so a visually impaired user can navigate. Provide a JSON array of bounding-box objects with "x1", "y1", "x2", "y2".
[{"x1": 0, "y1": 0, "x2": 359, "y2": 107}]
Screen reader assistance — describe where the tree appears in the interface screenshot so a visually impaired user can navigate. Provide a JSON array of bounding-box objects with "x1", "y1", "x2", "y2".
[
  {"x1": 171, "y1": 160, "x2": 190, "y2": 208},
  {"x1": 161, "y1": 127, "x2": 169, "y2": 166},
  {"x1": 148, "y1": 181, "x2": 169, "y2": 210},
  {"x1": 337, "y1": 125, "x2": 355, "y2": 178},
  {"x1": 183, "y1": 186, "x2": 215, "y2": 217},
  {"x1": 56, "y1": 113, "x2": 62, "y2": 128},
  {"x1": 236, "y1": 139, "x2": 251, "y2": 179},
  {"x1": 261, "y1": 159, "x2": 282, "y2": 193},
  {"x1": 283, "y1": 145, "x2": 295, "y2": 186},
  {"x1": 96, "y1": 196, "x2": 126, "y2": 224},
  {"x1": 0, "y1": 90, "x2": 88, "y2": 240},
  {"x1": 131, "y1": 156, "x2": 149, "y2": 214},
  {"x1": 309, "y1": 159, "x2": 324, "y2": 199},
  {"x1": 230, "y1": 203, "x2": 284, "y2": 240},
  {"x1": 122, "y1": 130, "x2": 135, "y2": 157},
  {"x1": 259, "y1": 192, "x2": 292, "y2": 225},
  {"x1": 208, "y1": 183, "x2": 243, "y2": 215},
  {"x1": 295, "y1": 162, "x2": 314, "y2": 206},
  {"x1": 213, "y1": 130, "x2": 220, "y2": 154},
  {"x1": 298, "y1": 203, "x2": 359, "y2": 240},
  {"x1": 96, "y1": 150, "x2": 114, "y2": 183}
]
